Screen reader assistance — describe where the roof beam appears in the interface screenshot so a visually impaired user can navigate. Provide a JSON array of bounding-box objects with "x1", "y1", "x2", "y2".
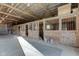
[
  {"x1": 2, "y1": 19, "x2": 19, "y2": 24},
  {"x1": 0, "y1": 5, "x2": 3, "y2": 11},
  {"x1": 0, "y1": 11, "x2": 24, "y2": 19},
  {"x1": 5, "y1": 18, "x2": 18, "y2": 21},
  {"x1": 1, "y1": 3, "x2": 38, "y2": 19},
  {"x1": 0, "y1": 17, "x2": 18, "y2": 23},
  {"x1": 5, "y1": 4, "x2": 19, "y2": 18}
]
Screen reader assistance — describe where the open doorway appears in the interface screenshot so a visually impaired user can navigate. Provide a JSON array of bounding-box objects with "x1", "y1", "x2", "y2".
[
  {"x1": 18, "y1": 26, "x2": 20, "y2": 35},
  {"x1": 39, "y1": 22, "x2": 44, "y2": 40},
  {"x1": 26, "y1": 25, "x2": 28, "y2": 36}
]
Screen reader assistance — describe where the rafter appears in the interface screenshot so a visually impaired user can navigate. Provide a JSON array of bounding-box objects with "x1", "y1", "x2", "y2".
[
  {"x1": 0, "y1": 17, "x2": 18, "y2": 23},
  {"x1": 0, "y1": 3, "x2": 38, "y2": 19},
  {"x1": 5, "y1": 4, "x2": 19, "y2": 18},
  {"x1": 0, "y1": 11, "x2": 24, "y2": 19},
  {"x1": 0, "y1": 5, "x2": 3, "y2": 11},
  {"x1": 7, "y1": 19, "x2": 18, "y2": 22},
  {"x1": 2, "y1": 19, "x2": 18, "y2": 24},
  {"x1": 4, "y1": 18, "x2": 18, "y2": 21}
]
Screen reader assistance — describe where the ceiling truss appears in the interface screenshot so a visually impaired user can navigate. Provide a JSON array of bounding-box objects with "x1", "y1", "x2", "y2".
[{"x1": 0, "y1": 3, "x2": 65, "y2": 24}]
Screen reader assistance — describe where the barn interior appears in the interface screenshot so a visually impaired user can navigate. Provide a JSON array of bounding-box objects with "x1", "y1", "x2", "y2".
[{"x1": 0, "y1": 3, "x2": 79, "y2": 56}]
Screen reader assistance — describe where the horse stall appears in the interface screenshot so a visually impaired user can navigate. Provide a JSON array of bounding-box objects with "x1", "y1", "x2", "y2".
[
  {"x1": 44, "y1": 17, "x2": 60, "y2": 44},
  {"x1": 12, "y1": 25, "x2": 18, "y2": 35},
  {"x1": 11, "y1": 4, "x2": 79, "y2": 47},
  {"x1": 19, "y1": 24, "x2": 26, "y2": 36},
  {"x1": 12, "y1": 24, "x2": 24, "y2": 36},
  {"x1": 28, "y1": 21, "x2": 39, "y2": 40},
  {"x1": 38, "y1": 20, "x2": 44, "y2": 40},
  {"x1": 44, "y1": 14, "x2": 79, "y2": 47}
]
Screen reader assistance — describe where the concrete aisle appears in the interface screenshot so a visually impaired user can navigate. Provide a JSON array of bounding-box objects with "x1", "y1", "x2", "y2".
[
  {"x1": 0, "y1": 35, "x2": 25, "y2": 56},
  {"x1": 20, "y1": 36, "x2": 79, "y2": 56},
  {"x1": 0, "y1": 35, "x2": 79, "y2": 56},
  {"x1": 26, "y1": 39, "x2": 79, "y2": 56},
  {"x1": 27, "y1": 39, "x2": 62, "y2": 56},
  {"x1": 18, "y1": 36, "x2": 62, "y2": 56}
]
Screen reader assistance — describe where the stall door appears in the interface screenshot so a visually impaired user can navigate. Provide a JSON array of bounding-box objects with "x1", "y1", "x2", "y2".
[
  {"x1": 39, "y1": 22, "x2": 44, "y2": 40},
  {"x1": 18, "y1": 26, "x2": 20, "y2": 35},
  {"x1": 26, "y1": 25, "x2": 28, "y2": 36}
]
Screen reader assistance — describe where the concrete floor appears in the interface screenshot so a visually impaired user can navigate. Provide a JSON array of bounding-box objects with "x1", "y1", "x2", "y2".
[
  {"x1": 26, "y1": 39, "x2": 62, "y2": 56},
  {"x1": 0, "y1": 35, "x2": 25, "y2": 56},
  {"x1": 18, "y1": 36, "x2": 79, "y2": 56},
  {"x1": 0, "y1": 35, "x2": 79, "y2": 56}
]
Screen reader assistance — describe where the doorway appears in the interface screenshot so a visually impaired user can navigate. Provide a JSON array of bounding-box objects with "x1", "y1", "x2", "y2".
[
  {"x1": 26, "y1": 25, "x2": 28, "y2": 36},
  {"x1": 39, "y1": 22, "x2": 44, "y2": 40},
  {"x1": 18, "y1": 26, "x2": 20, "y2": 35}
]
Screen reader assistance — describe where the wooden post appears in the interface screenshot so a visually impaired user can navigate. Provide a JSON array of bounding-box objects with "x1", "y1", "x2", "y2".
[
  {"x1": 59, "y1": 17, "x2": 62, "y2": 30},
  {"x1": 75, "y1": 4, "x2": 79, "y2": 47}
]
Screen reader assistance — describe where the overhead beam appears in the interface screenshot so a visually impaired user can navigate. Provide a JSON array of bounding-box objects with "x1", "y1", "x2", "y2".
[
  {"x1": 5, "y1": 4, "x2": 19, "y2": 18},
  {"x1": 0, "y1": 5, "x2": 3, "y2": 11},
  {"x1": 1, "y1": 3, "x2": 38, "y2": 19},
  {"x1": 0, "y1": 17, "x2": 18, "y2": 24},
  {"x1": 0, "y1": 11, "x2": 24, "y2": 19},
  {"x1": 2, "y1": 21, "x2": 14, "y2": 24},
  {"x1": 2, "y1": 19, "x2": 18, "y2": 24},
  {"x1": 5, "y1": 18, "x2": 18, "y2": 21}
]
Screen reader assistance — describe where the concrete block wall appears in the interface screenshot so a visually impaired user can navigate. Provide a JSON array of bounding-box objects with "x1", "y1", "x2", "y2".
[
  {"x1": 58, "y1": 4, "x2": 71, "y2": 15},
  {"x1": 44, "y1": 30, "x2": 77, "y2": 47},
  {"x1": 44, "y1": 15, "x2": 79, "y2": 47},
  {"x1": 60, "y1": 31, "x2": 76, "y2": 46},
  {"x1": 44, "y1": 30, "x2": 60, "y2": 43}
]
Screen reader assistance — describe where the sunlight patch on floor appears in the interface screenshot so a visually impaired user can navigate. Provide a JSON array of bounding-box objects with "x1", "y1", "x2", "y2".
[{"x1": 17, "y1": 36, "x2": 43, "y2": 56}]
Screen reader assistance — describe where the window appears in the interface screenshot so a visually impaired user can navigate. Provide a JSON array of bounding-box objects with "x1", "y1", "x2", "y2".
[
  {"x1": 45, "y1": 19, "x2": 59, "y2": 30},
  {"x1": 62, "y1": 17, "x2": 76, "y2": 30}
]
